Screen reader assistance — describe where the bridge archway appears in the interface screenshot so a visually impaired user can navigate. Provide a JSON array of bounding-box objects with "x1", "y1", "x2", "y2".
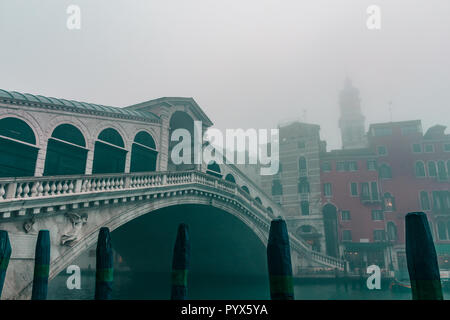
[
  {"x1": 92, "y1": 128, "x2": 127, "y2": 174},
  {"x1": 44, "y1": 124, "x2": 88, "y2": 176},
  {"x1": 0, "y1": 117, "x2": 38, "y2": 177},
  {"x1": 130, "y1": 131, "x2": 158, "y2": 173},
  {"x1": 224, "y1": 173, "x2": 236, "y2": 183},
  {"x1": 323, "y1": 204, "x2": 339, "y2": 258},
  {"x1": 168, "y1": 111, "x2": 196, "y2": 171}
]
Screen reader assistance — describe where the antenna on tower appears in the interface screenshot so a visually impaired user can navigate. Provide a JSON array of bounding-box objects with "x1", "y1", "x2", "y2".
[
  {"x1": 302, "y1": 109, "x2": 307, "y2": 122},
  {"x1": 388, "y1": 101, "x2": 393, "y2": 122}
]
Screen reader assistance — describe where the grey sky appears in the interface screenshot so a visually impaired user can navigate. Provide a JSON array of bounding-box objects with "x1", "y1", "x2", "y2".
[{"x1": 1, "y1": 0, "x2": 449, "y2": 150}]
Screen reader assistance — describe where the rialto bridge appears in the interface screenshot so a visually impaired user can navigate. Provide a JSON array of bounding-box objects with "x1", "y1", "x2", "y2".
[{"x1": 0, "y1": 89, "x2": 344, "y2": 299}]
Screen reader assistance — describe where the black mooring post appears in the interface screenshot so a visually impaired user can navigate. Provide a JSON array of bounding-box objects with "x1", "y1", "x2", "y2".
[
  {"x1": 267, "y1": 217, "x2": 294, "y2": 300},
  {"x1": 95, "y1": 227, "x2": 113, "y2": 300},
  {"x1": 31, "y1": 230, "x2": 50, "y2": 300},
  {"x1": 0, "y1": 230, "x2": 12, "y2": 298},
  {"x1": 406, "y1": 211, "x2": 443, "y2": 300},
  {"x1": 171, "y1": 223, "x2": 190, "y2": 300}
]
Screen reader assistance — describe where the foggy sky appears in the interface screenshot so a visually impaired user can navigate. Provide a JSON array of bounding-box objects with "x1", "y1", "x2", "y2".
[{"x1": 0, "y1": 0, "x2": 449, "y2": 150}]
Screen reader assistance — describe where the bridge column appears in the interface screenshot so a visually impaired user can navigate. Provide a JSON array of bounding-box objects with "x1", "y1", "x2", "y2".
[
  {"x1": 158, "y1": 113, "x2": 170, "y2": 171},
  {"x1": 33, "y1": 146, "x2": 47, "y2": 177},
  {"x1": 124, "y1": 150, "x2": 131, "y2": 173},
  {"x1": 85, "y1": 149, "x2": 94, "y2": 175}
]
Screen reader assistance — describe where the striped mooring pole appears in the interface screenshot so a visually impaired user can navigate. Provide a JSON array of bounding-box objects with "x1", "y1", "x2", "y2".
[
  {"x1": 267, "y1": 217, "x2": 294, "y2": 300},
  {"x1": 405, "y1": 211, "x2": 443, "y2": 300},
  {"x1": 95, "y1": 227, "x2": 114, "y2": 300},
  {"x1": 0, "y1": 230, "x2": 12, "y2": 298},
  {"x1": 171, "y1": 223, "x2": 190, "y2": 300},
  {"x1": 31, "y1": 230, "x2": 50, "y2": 300}
]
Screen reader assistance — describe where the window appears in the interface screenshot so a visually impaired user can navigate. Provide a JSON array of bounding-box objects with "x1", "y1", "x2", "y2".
[
  {"x1": 342, "y1": 230, "x2": 352, "y2": 241},
  {"x1": 412, "y1": 144, "x2": 422, "y2": 153},
  {"x1": 445, "y1": 144, "x2": 450, "y2": 152},
  {"x1": 387, "y1": 222, "x2": 398, "y2": 241},
  {"x1": 373, "y1": 230, "x2": 385, "y2": 241},
  {"x1": 336, "y1": 161, "x2": 345, "y2": 171},
  {"x1": 298, "y1": 177, "x2": 310, "y2": 194},
  {"x1": 367, "y1": 159, "x2": 377, "y2": 171},
  {"x1": 437, "y1": 161, "x2": 448, "y2": 181},
  {"x1": 321, "y1": 161, "x2": 331, "y2": 172},
  {"x1": 425, "y1": 144, "x2": 434, "y2": 153},
  {"x1": 438, "y1": 221, "x2": 448, "y2": 240},
  {"x1": 371, "y1": 181, "x2": 379, "y2": 200},
  {"x1": 341, "y1": 210, "x2": 351, "y2": 221},
  {"x1": 298, "y1": 157, "x2": 307, "y2": 171},
  {"x1": 374, "y1": 127, "x2": 392, "y2": 137},
  {"x1": 420, "y1": 191, "x2": 430, "y2": 210},
  {"x1": 298, "y1": 141, "x2": 306, "y2": 149},
  {"x1": 379, "y1": 164, "x2": 392, "y2": 179},
  {"x1": 361, "y1": 182, "x2": 370, "y2": 199},
  {"x1": 372, "y1": 210, "x2": 384, "y2": 221},
  {"x1": 428, "y1": 161, "x2": 437, "y2": 177},
  {"x1": 301, "y1": 200, "x2": 309, "y2": 216},
  {"x1": 323, "y1": 183, "x2": 332, "y2": 197},
  {"x1": 348, "y1": 161, "x2": 358, "y2": 171},
  {"x1": 272, "y1": 179, "x2": 283, "y2": 196},
  {"x1": 350, "y1": 182, "x2": 358, "y2": 196},
  {"x1": 415, "y1": 161, "x2": 426, "y2": 177},
  {"x1": 383, "y1": 193, "x2": 395, "y2": 212},
  {"x1": 377, "y1": 146, "x2": 387, "y2": 156},
  {"x1": 401, "y1": 125, "x2": 418, "y2": 135}
]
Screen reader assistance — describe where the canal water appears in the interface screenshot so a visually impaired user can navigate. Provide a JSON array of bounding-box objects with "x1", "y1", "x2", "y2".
[{"x1": 46, "y1": 271, "x2": 436, "y2": 300}]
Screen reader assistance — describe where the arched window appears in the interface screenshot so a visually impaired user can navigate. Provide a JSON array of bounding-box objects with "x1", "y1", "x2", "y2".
[
  {"x1": 437, "y1": 160, "x2": 448, "y2": 181},
  {"x1": 241, "y1": 186, "x2": 250, "y2": 194},
  {"x1": 301, "y1": 200, "x2": 309, "y2": 215},
  {"x1": 420, "y1": 191, "x2": 430, "y2": 210},
  {"x1": 92, "y1": 128, "x2": 126, "y2": 174},
  {"x1": 299, "y1": 157, "x2": 307, "y2": 171},
  {"x1": 428, "y1": 161, "x2": 437, "y2": 177},
  {"x1": 298, "y1": 177, "x2": 310, "y2": 194},
  {"x1": 130, "y1": 131, "x2": 157, "y2": 173},
  {"x1": 255, "y1": 197, "x2": 262, "y2": 205},
  {"x1": 267, "y1": 207, "x2": 273, "y2": 214},
  {"x1": 225, "y1": 173, "x2": 236, "y2": 183},
  {"x1": 206, "y1": 161, "x2": 222, "y2": 178},
  {"x1": 379, "y1": 164, "x2": 392, "y2": 179},
  {"x1": 415, "y1": 161, "x2": 426, "y2": 177},
  {"x1": 168, "y1": 111, "x2": 195, "y2": 171},
  {"x1": 387, "y1": 222, "x2": 398, "y2": 241},
  {"x1": 272, "y1": 179, "x2": 283, "y2": 196},
  {"x1": 438, "y1": 221, "x2": 447, "y2": 240},
  {"x1": 0, "y1": 117, "x2": 38, "y2": 177},
  {"x1": 44, "y1": 124, "x2": 87, "y2": 176}
]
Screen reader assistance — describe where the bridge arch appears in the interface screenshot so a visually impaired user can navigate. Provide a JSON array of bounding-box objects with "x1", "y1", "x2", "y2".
[
  {"x1": 130, "y1": 131, "x2": 158, "y2": 173},
  {"x1": 0, "y1": 117, "x2": 39, "y2": 177},
  {"x1": 43, "y1": 124, "x2": 88, "y2": 176},
  {"x1": 92, "y1": 128, "x2": 127, "y2": 174}
]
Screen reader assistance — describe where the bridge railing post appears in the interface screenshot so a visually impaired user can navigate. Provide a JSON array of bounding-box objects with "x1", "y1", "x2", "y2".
[
  {"x1": 5, "y1": 182, "x2": 17, "y2": 200},
  {"x1": 74, "y1": 179, "x2": 83, "y2": 193},
  {"x1": 124, "y1": 176, "x2": 131, "y2": 189},
  {"x1": 162, "y1": 174, "x2": 167, "y2": 185}
]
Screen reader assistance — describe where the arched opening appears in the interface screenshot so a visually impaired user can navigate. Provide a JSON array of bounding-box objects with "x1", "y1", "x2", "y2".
[
  {"x1": 254, "y1": 197, "x2": 262, "y2": 205},
  {"x1": 0, "y1": 117, "x2": 38, "y2": 177},
  {"x1": 206, "y1": 161, "x2": 222, "y2": 178},
  {"x1": 49, "y1": 204, "x2": 269, "y2": 299},
  {"x1": 241, "y1": 186, "x2": 250, "y2": 195},
  {"x1": 44, "y1": 124, "x2": 87, "y2": 176},
  {"x1": 267, "y1": 207, "x2": 273, "y2": 214},
  {"x1": 415, "y1": 161, "x2": 426, "y2": 177},
  {"x1": 296, "y1": 225, "x2": 321, "y2": 252},
  {"x1": 92, "y1": 128, "x2": 127, "y2": 174},
  {"x1": 323, "y1": 204, "x2": 339, "y2": 258},
  {"x1": 437, "y1": 160, "x2": 448, "y2": 180},
  {"x1": 168, "y1": 111, "x2": 196, "y2": 171},
  {"x1": 224, "y1": 173, "x2": 236, "y2": 183},
  {"x1": 428, "y1": 161, "x2": 437, "y2": 177},
  {"x1": 130, "y1": 131, "x2": 158, "y2": 173}
]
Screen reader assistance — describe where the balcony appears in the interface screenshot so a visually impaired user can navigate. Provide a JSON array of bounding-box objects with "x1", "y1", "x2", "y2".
[{"x1": 360, "y1": 193, "x2": 382, "y2": 205}]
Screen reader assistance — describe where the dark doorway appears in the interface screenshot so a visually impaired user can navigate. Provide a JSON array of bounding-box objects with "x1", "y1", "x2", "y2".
[
  {"x1": 0, "y1": 117, "x2": 38, "y2": 177},
  {"x1": 323, "y1": 204, "x2": 339, "y2": 258},
  {"x1": 44, "y1": 124, "x2": 87, "y2": 176}
]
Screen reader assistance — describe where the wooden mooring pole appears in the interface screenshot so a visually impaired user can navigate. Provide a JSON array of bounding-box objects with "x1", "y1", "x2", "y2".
[
  {"x1": 405, "y1": 211, "x2": 443, "y2": 300},
  {"x1": 267, "y1": 217, "x2": 294, "y2": 300},
  {"x1": 0, "y1": 230, "x2": 12, "y2": 298},
  {"x1": 171, "y1": 223, "x2": 190, "y2": 300},
  {"x1": 95, "y1": 227, "x2": 113, "y2": 300},
  {"x1": 31, "y1": 230, "x2": 50, "y2": 300}
]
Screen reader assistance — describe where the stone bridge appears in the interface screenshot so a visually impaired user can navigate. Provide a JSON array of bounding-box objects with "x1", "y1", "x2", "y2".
[{"x1": 0, "y1": 89, "x2": 344, "y2": 299}]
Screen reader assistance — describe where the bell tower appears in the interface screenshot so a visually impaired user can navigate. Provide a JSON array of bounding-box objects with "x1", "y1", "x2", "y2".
[{"x1": 338, "y1": 78, "x2": 367, "y2": 149}]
